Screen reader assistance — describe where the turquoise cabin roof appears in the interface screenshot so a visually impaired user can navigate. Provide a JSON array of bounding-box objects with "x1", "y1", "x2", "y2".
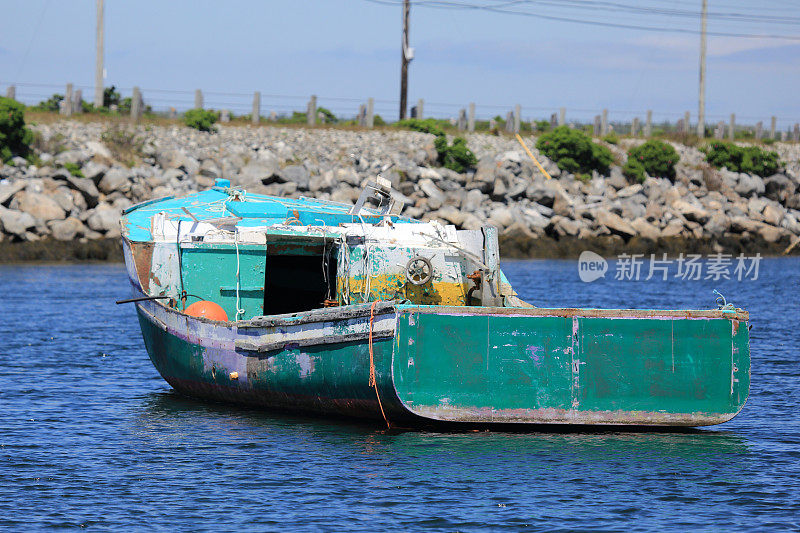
[{"x1": 122, "y1": 183, "x2": 418, "y2": 242}]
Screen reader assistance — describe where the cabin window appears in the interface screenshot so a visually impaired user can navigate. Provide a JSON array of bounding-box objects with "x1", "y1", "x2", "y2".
[{"x1": 263, "y1": 251, "x2": 337, "y2": 315}]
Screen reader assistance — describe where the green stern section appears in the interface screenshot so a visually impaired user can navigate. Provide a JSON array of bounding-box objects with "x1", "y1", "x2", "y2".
[{"x1": 392, "y1": 308, "x2": 750, "y2": 426}]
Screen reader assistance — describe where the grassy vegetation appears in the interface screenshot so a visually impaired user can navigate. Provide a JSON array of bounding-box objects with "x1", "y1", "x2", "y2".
[{"x1": 100, "y1": 123, "x2": 146, "y2": 167}]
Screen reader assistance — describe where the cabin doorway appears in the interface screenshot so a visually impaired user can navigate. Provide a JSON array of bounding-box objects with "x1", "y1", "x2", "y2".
[{"x1": 263, "y1": 251, "x2": 337, "y2": 315}]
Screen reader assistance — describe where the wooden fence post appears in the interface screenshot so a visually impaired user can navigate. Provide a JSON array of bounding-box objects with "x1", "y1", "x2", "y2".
[
  {"x1": 601, "y1": 109, "x2": 608, "y2": 136},
  {"x1": 468, "y1": 102, "x2": 475, "y2": 132},
  {"x1": 73, "y1": 89, "x2": 83, "y2": 114},
  {"x1": 513, "y1": 104, "x2": 521, "y2": 134},
  {"x1": 489, "y1": 118, "x2": 496, "y2": 131},
  {"x1": 558, "y1": 107, "x2": 565, "y2": 127},
  {"x1": 728, "y1": 113, "x2": 735, "y2": 140},
  {"x1": 366, "y1": 97, "x2": 374, "y2": 128},
  {"x1": 715, "y1": 121, "x2": 724, "y2": 140},
  {"x1": 457, "y1": 108, "x2": 466, "y2": 131},
  {"x1": 130, "y1": 86, "x2": 142, "y2": 123},
  {"x1": 794, "y1": 123, "x2": 799, "y2": 142},
  {"x1": 307, "y1": 95, "x2": 317, "y2": 126},
  {"x1": 221, "y1": 110, "x2": 230, "y2": 123},
  {"x1": 549, "y1": 113, "x2": 557, "y2": 129},
  {"x1": 5, "y1": 85, "x2": 15, "y2": 100},
  {"x1": 770, "y1": 116, "x2": 777, "y2": 139},
  {"x1": 416, "y1": 98, "x2": 424, "y2": 119},
  {"x1": 194, "y1": 89, "x2": 203, "y2": 109},
  {"x1": 632, "y1": 117, "x2": 640, "y2": 137},
  {"x1": 358, "y1": 104, "x2": 366, "y2": 127},
  {"x1": 63, "y1": 83, "x2": 74, "y2": 116},
  {"x1": 755, "y1": 121, "x2": 763, "y2": 140},
  {"x1": 684, "y1": 111, "x2": 691, "y2": 134},
  {"x1": 593, "y1": 115, "x2": 601, "y2": 136},
  {"x1": 505, "y1": 111, "x2": 514, "y2": 133},
  {"x1": 644, "y1": 110, "x2": 652, "y2": 137},
  {"x1": 252, "y1": 92, "x2": 261, "y2": 124}
]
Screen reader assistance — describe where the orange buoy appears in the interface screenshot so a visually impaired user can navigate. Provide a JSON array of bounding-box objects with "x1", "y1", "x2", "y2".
[{"x1": 184, "y1": 301, "x2": 229, "y2": 322}]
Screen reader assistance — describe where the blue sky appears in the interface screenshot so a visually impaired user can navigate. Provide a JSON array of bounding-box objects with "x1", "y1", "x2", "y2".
[{"x1": 1, "y1": 0, "x2": 798, "y2": 127}]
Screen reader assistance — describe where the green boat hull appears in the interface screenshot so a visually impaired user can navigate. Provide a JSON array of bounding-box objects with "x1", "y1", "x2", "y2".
[{"x1": 136, "y1": 300, "x2": 750, "y2": 427}]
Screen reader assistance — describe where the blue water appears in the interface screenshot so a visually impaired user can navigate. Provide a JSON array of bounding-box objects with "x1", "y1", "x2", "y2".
[{"x1": 1, "y1": 258, "x2": 798, "y2": 531}]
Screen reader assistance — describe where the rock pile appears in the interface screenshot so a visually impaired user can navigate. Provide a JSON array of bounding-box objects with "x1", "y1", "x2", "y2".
[{"x1": 1, "y1": 121, "x2": 799, "y2": 258}]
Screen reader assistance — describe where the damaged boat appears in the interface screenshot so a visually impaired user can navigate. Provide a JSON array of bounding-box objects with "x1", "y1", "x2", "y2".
[{"x1": 120, "y1": 178, "x2": 750, "y2": 427}]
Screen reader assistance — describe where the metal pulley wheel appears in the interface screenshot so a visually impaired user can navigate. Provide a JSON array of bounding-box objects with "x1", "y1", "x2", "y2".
[{"x1": 405, "y1": 256, "x2": 433, "y2": 286}]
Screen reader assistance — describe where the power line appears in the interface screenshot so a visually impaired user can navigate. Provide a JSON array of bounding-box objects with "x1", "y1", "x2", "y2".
[{"x1": 363, "y1": 0, "x2": 800, "y2": 39}]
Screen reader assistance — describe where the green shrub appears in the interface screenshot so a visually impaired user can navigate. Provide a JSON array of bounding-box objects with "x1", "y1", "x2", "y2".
[
  {"x1": 396, "y1": 118, "x2": 446, "y2": 137},
  {"x1": 434, "y1": 136, "x2": 477, "y2": 173},
  {"x1": 0, "y1": 96, "x2": 34, "y2": 163},
  {"x1": 762, "y1": 137, "x2": 776, "y2": 145},
  {"x1": 396, "y1": 118, "x2": 477, "y2": 172},
  {"x1": 34, "y1": 93, "x2": 64, "y2": 112},
  {"x1": 63, "y1": 161, "x2": 84, "y2": 178},
  {"x1": 622, "y1": 159, "x2": 646, "y2": 184},
  {"x1": 533, "y1": 120, "x2": 551, "y2": 133},
  {"x1": 626, "y1": 140, "x2": 679, "y2": 181},
  {"x1": 183, "y1": 109, "x2": 218, "y2": 132},
  {"x1": 317, "y1": 107, "x2": 337, "y2": 124},
  {"x1": 535, "y1": 126, "x2": 613, "y2": 175},
  {"x1": 103, "y1": 86, "x2": 122, "y2": 108},
  {"x1": 701, "y1": 141, "x2": 779, "y2": 177},
  {"x1": 373, "y1": 114, "x2": 386, "y2": 127}
]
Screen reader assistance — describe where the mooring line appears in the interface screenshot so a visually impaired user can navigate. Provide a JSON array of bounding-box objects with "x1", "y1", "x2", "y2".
[{"x1": 369, "y1": 301, "x2": 391, "y2": 429}]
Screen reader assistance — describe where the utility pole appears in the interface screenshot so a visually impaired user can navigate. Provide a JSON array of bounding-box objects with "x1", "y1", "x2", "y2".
[
  {"x1": 697, "y1": 0, "x2": 707, "y2": 137},
  {"x1": 399, "y1": 0, "x2": 412, "y2": 120},
  {"x1": 94, "y1": 0, "x2": 104, "y2": 107}
]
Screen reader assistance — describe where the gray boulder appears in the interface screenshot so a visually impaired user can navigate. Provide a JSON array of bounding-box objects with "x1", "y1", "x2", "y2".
[
  {"x1": 734, "y1": 173, "x2": 765, "y2": 197},
  {"x1": 86, "y1": 204, "x2": 121, "y2": 233},
  {"x1": 10, "y1": 191, "x2": 66, "y2": 221},
  {"x1": 55, "y1": 150, "x2": 89, "y2": 166},
  {"x1": 199, "y1": 159, "x2": 221, "y2": 180},
  {"x1": 49, "y1": 217, "x2": 86, "y2": 241},
  {"x1": 309, "y1": 170, "x2": 336, "y2": 193},
  {"x1": 764, "y1": 174, "x2": 796, "y2": 204},
  {"x1": 236, "y1": 161, "x2": 279, "y2": 187},
  {"x1": 65, "y1": 176, "x2": 101, "y2": 207},
  {"x1": 0, "y1": 181, "x2": 25, "y2": 206},
  {"x1": 418, "y1": 179, "x2": 445, "y2": 205},
  {"x1": 526, "y1": 182, "x2": 556, "y2": 207},
  {"x1": 596, "y1": 209, "x2": 636, "y2": 238},
  {"x1": 82, "y1": 161, "x2": 108, "y2": 183},
  {"x1": 277, "y1": 165, "x2": 311, "y2": 190},
  {"x1": 99, "y1": 168, "x2": 133, "y2": 194},
  {"x1": 0, "y1": 206, "x2": 37, "y2": 237},
  {"x1": 488, "y1": 207, "x2": 515, "y2": 229},
  {"x1": 158, "y1": 149, "x2": 199, "y2": 175}
]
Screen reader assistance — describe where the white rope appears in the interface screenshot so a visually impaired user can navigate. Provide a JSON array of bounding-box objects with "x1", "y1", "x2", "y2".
[{"x1": 234, "y1": 230, "x2": 246, "y2": 321}]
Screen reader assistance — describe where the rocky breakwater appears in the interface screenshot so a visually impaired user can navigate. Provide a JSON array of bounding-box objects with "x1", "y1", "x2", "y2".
[{"x1": 1, "y1": 120, "x2": 799, "y2": 261}]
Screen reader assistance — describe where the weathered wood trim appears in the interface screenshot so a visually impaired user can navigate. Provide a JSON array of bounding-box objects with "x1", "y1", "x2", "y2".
[{"x1": 240, "y1": 302, "x2": 396, "y2": 328}]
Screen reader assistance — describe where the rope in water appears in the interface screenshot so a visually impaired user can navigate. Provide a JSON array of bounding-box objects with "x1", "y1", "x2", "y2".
[{"x1": 368, "y1": 301, "x2": 390, "y2": 429}]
